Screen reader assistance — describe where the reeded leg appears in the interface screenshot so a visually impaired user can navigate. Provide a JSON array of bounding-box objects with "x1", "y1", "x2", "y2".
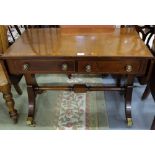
[
  {"x1": 25, "y1": 74, "x2": 37, "y2": 126},
  {"x1": 1, "y1": 84, "x2": 18, "y2": 123},
  {"x1": 141, "y1": 84, "x2": 150, "y2": 100},
  {"x1": 125, "y1": 76, "x2": 134, "y2": 127}
]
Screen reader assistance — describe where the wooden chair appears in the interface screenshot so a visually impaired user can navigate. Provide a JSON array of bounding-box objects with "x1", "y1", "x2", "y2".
[
  {"x1": 135, "y1": 26, "x2": 155, "y2": 130},
  {"x1": 0, "y1": 25, "x2": 24, "y2": 122},
  {"x1": 0, "y1": 25, "x2": 23, "y2": 95},
  {"x1": 135, "y1": 25, "x2": 154, "y2": 50},
  {"x1": 135, "y1": 26, "x2": 155, "y2": 100},
  {"x1": 0, "y1": 60, "x2": 18, "y2": 122}
]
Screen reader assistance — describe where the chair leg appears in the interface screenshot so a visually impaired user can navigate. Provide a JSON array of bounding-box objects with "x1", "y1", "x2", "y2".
[
  {"x1": 142, "y1": 84, "x2": 150, "y2": 100},
  {"x1": 13, "y1": 84, "x2": 22, "y2": 95},
  {"x1": 1, "y1": 84, "x2": 18, "y2": 123},
  {"x1": 151, "y1": 116, "x2": 155, "y2": 130}
]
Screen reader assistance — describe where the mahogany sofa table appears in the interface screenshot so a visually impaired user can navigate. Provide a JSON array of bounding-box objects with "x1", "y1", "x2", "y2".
[{"x1": 2, "y1": 27, "x2": 154, "y2": 126}]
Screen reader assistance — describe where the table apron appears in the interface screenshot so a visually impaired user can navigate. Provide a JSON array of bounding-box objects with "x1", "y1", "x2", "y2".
[{"x1": 6, "y1": 59, "x2": 148, "y2": 75}]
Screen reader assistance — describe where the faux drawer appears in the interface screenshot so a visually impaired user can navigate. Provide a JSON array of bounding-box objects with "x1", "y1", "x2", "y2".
[
  {"x1": 78, "y1": 60, "x2": 145, "y2": 74},
  {"x1": 7, "y1": 60, "x2": 75, "y2": 74}
]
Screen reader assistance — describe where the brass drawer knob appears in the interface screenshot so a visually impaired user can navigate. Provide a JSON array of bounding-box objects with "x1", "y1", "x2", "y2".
[
  {"x1": 85, "y1": 65, "x2": 91, "y2": 72},
  {"x1": 23, "y1": 64, "x2": 29, "y2": 71},
  {"x1": 126, "y1": 65, "x2": 133, "y2": 72},
  {"x1": 62, "y1": 64, "x2": 68, "y2": 71}
]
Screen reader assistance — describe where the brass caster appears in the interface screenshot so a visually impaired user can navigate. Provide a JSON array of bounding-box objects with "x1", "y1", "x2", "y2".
[
  {"x1": 127, "y1": 118, "x2": 133, "y2": 127},
  {"x1": 29, "y1": 123, "x2": 36, "y2": 127},
  {"x1": 26, "y1": 117, "x2": 36, "y2": 127}
]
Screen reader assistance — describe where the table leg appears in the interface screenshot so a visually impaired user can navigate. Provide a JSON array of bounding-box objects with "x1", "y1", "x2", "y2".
[
  {"x1": 125, "y1": 75, "x2": 134, "y2": 126},
  {"x1": 24, "y1": 74, "x2": 37, "y2": 126},
  {"x1": 1, "y1": 84, "x2": 18, "y2": 123}
]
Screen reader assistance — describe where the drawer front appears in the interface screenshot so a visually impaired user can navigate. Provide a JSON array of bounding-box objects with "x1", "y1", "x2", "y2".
[
  {"x1": 7, "y1": 60, "x2": 75, "y2": 74},
  {"x1": 78, "y1": 60, "x2": 145, "y2": 74}
]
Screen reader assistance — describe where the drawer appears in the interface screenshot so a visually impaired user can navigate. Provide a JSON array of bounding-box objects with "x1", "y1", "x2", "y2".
[
  {"x1": 7, "y1": 60, "x2": 75, "y2": 74},
  {"x1": 78, "y1": 60, "x2": 145, "y2": 74}
]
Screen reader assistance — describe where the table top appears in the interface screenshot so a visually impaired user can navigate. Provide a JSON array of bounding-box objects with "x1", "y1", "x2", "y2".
[{"x1": 2, "y1": 27, "x2": 153, "y2": 59}]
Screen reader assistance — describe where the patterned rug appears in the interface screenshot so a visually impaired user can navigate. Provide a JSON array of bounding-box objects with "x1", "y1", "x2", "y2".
[{"x1": 0, "y1": 74, "x2": 108, "y2": 130}]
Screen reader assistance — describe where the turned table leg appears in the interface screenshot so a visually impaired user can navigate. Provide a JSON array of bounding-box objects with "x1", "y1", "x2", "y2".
[
  {"x1": 125, "y1": 75, "x2": 134, "y2": 127},
  {"x1": 24, "y1": 74, "x2": 37, "y2": 126},
  {"x1": 1, "y1": 84, "x2": 18, "y2": 123}
]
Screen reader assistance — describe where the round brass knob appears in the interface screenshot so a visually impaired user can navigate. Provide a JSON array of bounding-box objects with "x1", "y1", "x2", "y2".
[
  {"x1": 126, "y1": 65, "x2": 132, "y2": 72},
  {"x1": 23, "y1": 64, "x2": 29, "y2": 71},
  {"x1": 62, "y1": 64, "x2": 68, "y2": 71},
  {"x1": 85, "y1": 65, "x2": 91, "y2": 72}
]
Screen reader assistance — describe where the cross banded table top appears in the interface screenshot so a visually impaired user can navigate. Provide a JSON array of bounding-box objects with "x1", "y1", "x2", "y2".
[{"x1": 2, "y1": 27, "x2": 153, "y2": 59}]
